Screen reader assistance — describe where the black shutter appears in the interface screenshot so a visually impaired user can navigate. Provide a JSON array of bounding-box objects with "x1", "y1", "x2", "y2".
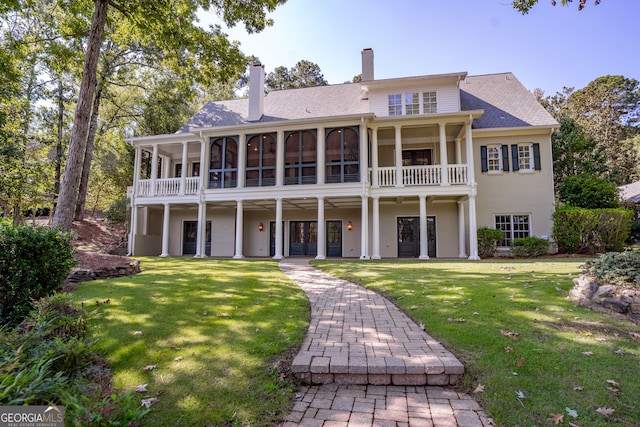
[
  {"x1": 533, "y1": 143, "x2": 541, "y2": 170},
  {"x1": 501, "y1": 145, "x2": 510, "y2": 172},
  {"x1": 480, "y1": 146, "x2": 488, "y2": 172},
  {"x1": 511, "y1": 144, "x2": 519, "y2": 171}
]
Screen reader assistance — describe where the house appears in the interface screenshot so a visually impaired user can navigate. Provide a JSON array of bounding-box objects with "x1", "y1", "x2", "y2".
[
  {"x1": 126, "y1": 49, "x2": 558, "y2": 259},
  {"x1": 619, "y1": 180, "x2": 640, "y2": 218}
]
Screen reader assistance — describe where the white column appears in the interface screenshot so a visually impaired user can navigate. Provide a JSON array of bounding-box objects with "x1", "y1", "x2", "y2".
[
  {"x1": 359, "y1": 120, "x2": 368, "y2": 184},
  {"x1": 195, "y1": 201, "x2": 206, "y2": 258},
  {"x1": 419, "y1": 195, "x2": 429, "y2": 259},
  {"x1": 180, "y1": 142, "x2": 188, "y2": 195},
  {"x1": 133, "y1": 146, "x2": 142, "y2": 195},
  {"x1": 316, "y1": 197, "x2": 326, "y2": 260},
  {"x1": 160, "y1": 203, "x2": 170, "y2": 257},
  {"x1": 439, "y1": 122, "x2": 449, "y2": 186},
  {"x1": 233, "y1": 200, "x2": 244, "y2": 259},
  {"x1": 468, "y1": 194, "x2": 479, "y2": 260},
  {"x1": 455, "y1": 138, "x2": 462, "y2": 164},
  {"x1": 276, "y1": 130, "x2": 284, "y2": 187},
  {"x1": 458, "y1": 199, "x2": 468, "y2": 258},
  {"x1": 394, "y1": 125, "x2": 403, "y2": 187},
  {"x1": 150, "y1": 144, "x2": 158, "y2": 195},
  {"x1": 371, "y1": 127, "x2": 379, "y2": 188},
  {"x1": 465, "y1": 120, "x2": 475, "y2": 185},
  {"x1": 237, "y1": 133, "x2": 246, "y2": 189},
  {"x1": 199, "y1": 138, "x2": 207, "y2": 190},
  {"x1": 128, "y1": 205, "x2": 138, "y2": 256},
  {"x1": 371, "y1": 196, "x2": 381, "y2": 259},
  {"x1": 360, "y1": 196, "x2": 370, "y2": 259},
  {"x1": 273, "y1": 198, "x2": 283, "y2": 259},
  {"x1": 317, "y1": 127, "x2": 325, "y2": 185}
]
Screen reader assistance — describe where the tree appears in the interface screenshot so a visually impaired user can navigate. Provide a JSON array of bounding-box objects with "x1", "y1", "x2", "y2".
[
  {"x1": 50, "y1": 0, "x2": 286, "y2": 232},
  {"x1": 558, "y1": 173, "x2": 620, "y2": 209},
  {"x1": 513, "y1": 0, "x2": 601, "y2": 14},
  {"x1": 266, "y1": 60, "x2": 328, "y2": 91}
]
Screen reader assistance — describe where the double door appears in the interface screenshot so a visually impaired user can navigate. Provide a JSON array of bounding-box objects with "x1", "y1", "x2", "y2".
[
  {"x1": 270, "y1": 220, "x2": 343, "y2": 257},
  {"x1": 397, "y1": 216, "x2": 436, "y2": 258},
  {"x1": 182, "y1": 221, "x2": 211, "y2": 256}
]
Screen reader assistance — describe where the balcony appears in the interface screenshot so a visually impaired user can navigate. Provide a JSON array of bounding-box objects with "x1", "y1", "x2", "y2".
[
  {"x1": 131, "y1": 177, "x2": 200, "y2": 197},
  {"x1": 373, "y1": 164, "x2": 468, "y2": 187}
]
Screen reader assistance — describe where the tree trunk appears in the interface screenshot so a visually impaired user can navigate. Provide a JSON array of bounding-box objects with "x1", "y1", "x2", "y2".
[
  {"x1": 75, "y1": 83, "x2": 103, "y2": 221},
  {"x1": 52, "y1": 0, "x2": 109, "y2": 232},
  {"x1": 51, "y1": 78, "x2": 64, "y2": 223}
]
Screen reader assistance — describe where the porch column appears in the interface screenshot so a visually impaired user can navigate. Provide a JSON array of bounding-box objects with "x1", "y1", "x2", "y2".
[
  {"x1": 128, "y1": 205, "x2": 138, "y2": 256},
  {"x1": 371, "y1": 127, "x2": 379, "y2": 188},
  {"x1": 394, "y1": 125, "x2": 403, "y2": 187},
  {"x1": 439, "y1": 122, "x2": 449, "y2": 186},
  {"x1": 233, "y1": 200, "x2": 244, "y2": 259},
  {"x1": 276, "y1": 130, "x2": 284, "y2": 187},
  {"x1": 371, "y1": 196, "x2": 381, "y2": 259},
  {"x1": 160, "y1": 203, "x2": 170, "y2": 257},
  {"x1": 195, "y1": 201, "x2": 206, "y2": 258},
  {"x1": 455, "y1": 138, "x2": 462, "y2": 164},
  {"x1": 180, "y1": 142, "x2": 188, "y2": 195},
  {"x1": 199, "y1": 138, "x2": 207, "y2": 191},
  {"x1": 360, "y1": 196, "x2": 370, "y2": 259},
  {"x1": 360, "y1": 120, "x2": 368, "y2": 184},
  {"x1": 150, "y1": 144, "x2": 158, "y2": 195},
  {"x1": 458, "y1": 199, "x2": 467, "y2": 258},
  {"x1": 465, "y1": 120, "x2": 475, "y2": 185},
  {"x1": 273, "y1": 198, "x2": 283, "y2": 259},
  {"x1": 468, "y1": 193, "x2": 480, "y2": 260},
  {"x1": 133, "y1": 146, "x2": 142, "y2": 195},
  {"x1": 237, "y1": 133, "x2": 246, "y2": 189},
  {"x1": 419, "y1": 195, "x2": 429, "y2": 259},
  {"x1": 316, "y1": 197, "x2": 326, "y2": 259},
  {"x1": 317, "y1": 127, "x2": 325, "y2": 185}
]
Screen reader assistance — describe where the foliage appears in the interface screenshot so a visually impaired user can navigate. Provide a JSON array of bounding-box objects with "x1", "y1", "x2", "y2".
[
  {"x1": 477, "y1": 227, "x2": 505, "y2": 258},
  {"x1": 552, "y1": 206, "x2": 632, "y2": 253},
  {"x1": 629, "y1": 220, "x2": 640, "y2": 244},
  {"x1": 266, "y1": 59, "x2": 328, "y2": 91},
  {"x1": 558, "y1": 173, "x2": 621, "y2": 209},
  {"x1": 70, "y1": 258, "x2": 308, "y2": 426},
  {"x1": 0, "y1": 224, "x2": 76, "y2": 325},
  {"x1": 104, "y1": 197, "x2": 128, "y2": 225},
  {"x1": 581, "y1": 250, "x2": 640, "y2": 287},
  {"x1": 511, "y1": 236, "x2": 549, "y2": 257},
  {"x1": 313, "y1": 259, "x2": 640, "y2": 427},
  {"x1": 0, "y1": 294, "x2": 150, "y2": 425},
  {"x1": 513, "y1": 0, "x2": 601, "y2": 14}
]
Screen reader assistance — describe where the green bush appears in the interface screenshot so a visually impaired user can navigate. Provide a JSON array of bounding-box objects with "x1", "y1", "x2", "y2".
[
  {"x1": 104, "y1": 197, "x2": 128, "y2": 225},
  {"x1": 511, "y1": 236, "x2": 549, "y2": 257},
  {"x1": 0, "y1": 224, "x2": 76, "y2": 325},
  {"x1": 581, "y1": 251, "x2": 640, "y2": 288},
  {"x1": 477, "y1": 227, "x2": 505, "y2": 258},
  {"x1": 558, "y1": 173, "x2": 621, "y2": 209},
  {"x1": 553, "y1": 207, "x2": 632, "y2": 254}
]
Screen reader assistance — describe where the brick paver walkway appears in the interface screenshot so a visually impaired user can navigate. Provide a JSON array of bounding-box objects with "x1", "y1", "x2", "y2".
[{"x1": 278, "y1": 258, "x2": 491, "y2": 426}]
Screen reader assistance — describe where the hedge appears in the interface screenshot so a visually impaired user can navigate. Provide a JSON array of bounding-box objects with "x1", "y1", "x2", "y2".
[{"x1": 552, "y1": 207, "x2": 632, "y2": 254}]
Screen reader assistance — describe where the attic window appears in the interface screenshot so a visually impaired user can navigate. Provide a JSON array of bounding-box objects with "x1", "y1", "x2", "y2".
[
  {"x1": 388, "y1": 91, "x2": 438, "y2": 116},
  {"x1": 388, "y1": 94, "x2": 402, "y2": 116}
]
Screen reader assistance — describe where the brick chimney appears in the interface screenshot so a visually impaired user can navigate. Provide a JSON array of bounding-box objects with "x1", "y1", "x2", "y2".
[
  {"x1": 361, "y1": 48, "x2": 374, "y2": 81},
  {"x1": 248, "y1": 63, "x2": 265, "y2": 122}
]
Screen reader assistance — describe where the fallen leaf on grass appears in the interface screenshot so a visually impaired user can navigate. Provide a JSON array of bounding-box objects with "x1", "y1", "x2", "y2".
[
  {"x1": 614, "y1": 349, "x2": 626, "y2": 355},
  {"x1": 581, "y1": 351, "x2": 593, "y2": 356},
  {"x1": 505, "y1": 346, "x2": 514, "y2": 353},
  {"x1": 134, "y1": 384, "x2": 148, "y2": 393},
  {"x1": 573, "y1": 385, "x2": 583, "y2": 391},
  {"x1": 629, "y1": 332, "x2": 640, "y2": 340},
  {"x1": 142, "y1": 365, "x2": 157, "y2": 371},
  {"x1": 606, "y1": 379, "x2": 620, "y2": 387},
  {"x1": 473, "y1": 384, "x2": 485, "y2": 394},
  {"x1": 516, "y1": 357, "x2": 526, "y2": 367},
  {"x1": 141, "y1": 397, "x2": 158, "y2": 408},
  {"x1": 606, "y1": 387, "x2": 620, "y2": 395},
  {"x1": 568, "y1": 423, "x2": 582, "y2": 427},
  {"x1": 549, "y1": 413, "x2": 564, "y2": 424},
  {"x1": 174, "y1": 356, "x2": 183, "y2": 362},
  {"x1": 596, "y1": 407, "x2": 614, "y2": 417},
  {"x1": 133, "y1": 331, "x2": 143, "y2": 336},
  {"x1": 516, "y1": 391, "x2": 525, "y2": 399},
  {"x1": 447, "y1": 317, "x2": 466, "y2": 322},
  {"x1": 500, "y1": 330, "x2": 519, "y2": 340},
  {"x1": 566, "y1": 407, "x2": 578, "y2": 418}
]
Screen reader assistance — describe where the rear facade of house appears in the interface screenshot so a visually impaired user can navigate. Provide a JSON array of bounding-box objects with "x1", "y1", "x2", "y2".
[{"x1": 127, "y1": 49, "x2": 558, "y2": 259}]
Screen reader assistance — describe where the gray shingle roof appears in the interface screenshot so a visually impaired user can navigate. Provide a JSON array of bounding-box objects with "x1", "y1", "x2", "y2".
[
  {"x1": 619, "y1": 180, "x2": 640, "y2": 203},
  {"x1": 460, "y1": 73, "x2": 558, "y2": 129},
  {"x1": 182, "y1": 72, "x2": 558, "y2": 132}
]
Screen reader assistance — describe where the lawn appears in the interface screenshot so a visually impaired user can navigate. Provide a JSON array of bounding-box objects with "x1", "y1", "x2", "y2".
[
  {"x1": 313, "y1": 259, "x2": 640, "y2": 427},
  {"x1": 70, "y1": 257, "x2": 309, "y2": 426}
]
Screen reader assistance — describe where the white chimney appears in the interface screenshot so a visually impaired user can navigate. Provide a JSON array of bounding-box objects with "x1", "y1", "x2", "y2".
[
  {"x1": 361, "y1": 48, "x2": 374, "y2": 81},
  {"x1": 248, "y1": 63, "x2": 265, "y2": 122}
]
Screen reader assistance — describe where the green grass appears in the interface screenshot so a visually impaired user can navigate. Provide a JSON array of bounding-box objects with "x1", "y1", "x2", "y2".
[
  {"x1": 313, "y1": 259, "x2": 640, "y2": 427},
  {"x1": 70, "y1": 257, "x2": 309, "y2": 426}
]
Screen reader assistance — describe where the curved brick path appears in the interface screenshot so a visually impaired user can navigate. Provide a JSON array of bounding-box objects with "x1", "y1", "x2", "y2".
[{"x1": 279, "y1": 258, "x2": 491, "y2": 427}]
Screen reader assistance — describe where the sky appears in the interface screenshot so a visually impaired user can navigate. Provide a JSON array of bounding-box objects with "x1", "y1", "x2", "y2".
[{"x1": 201, "y1": 0, "x2": 640, "y2": 97}]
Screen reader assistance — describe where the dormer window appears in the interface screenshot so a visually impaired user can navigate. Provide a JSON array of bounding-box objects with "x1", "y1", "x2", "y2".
[
  {"x1": 405, "y1": 93, "x2": 420, "y2": 115},
  {"x1": 388, "y1": 94, "x2": 402, "y2": 116},
  {"x1": 387, "y1": 91, "x2": 438, "y2": 116},
  {"x1": 423, "y1": 91, "x2": 437, "y2": 114}
]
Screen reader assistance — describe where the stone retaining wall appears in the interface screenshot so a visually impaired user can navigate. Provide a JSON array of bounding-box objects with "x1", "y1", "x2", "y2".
[
  {"x1": 66, "y1": 260, "x2": 141, "y2": 283},
  {"x1": 569, "y1": 274, "x2": 640, "y2": 318}
]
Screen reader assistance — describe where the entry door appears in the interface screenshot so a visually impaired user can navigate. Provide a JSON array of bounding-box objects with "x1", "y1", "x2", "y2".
[
  {"x1": 326, "y1": 221, "x2": 342, "y2": 257},
  {"x1": 289, "y1": 221, "x2": 317, "y2": 256},
  {"x1": 183, "y1": 221, "x2": 211, "y2": 256},
  {"x1": 397, "y1": 216, "x2": 436, "y2": 258},
  {"x1": 269, "y1": 221, "x2": 285, "y2": 257}
]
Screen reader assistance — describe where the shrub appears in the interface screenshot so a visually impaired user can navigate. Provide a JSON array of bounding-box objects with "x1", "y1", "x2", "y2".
[
  {"x1": 581, "y1": 251, "x2": 640, "y2": 288},
  {"x1": 553, "y1": 207, "x2": 632, "y2": 254},
  {"x1": 104, "y1": 197, "x2": 128, "y2": 225},
  {"x1": 511, "y1": 236, "x2": 549, "y2": 257},
  {"x1": 0, "y1": 224, "x2": 76, "y2": 325},
  {"x1": 558, "y1": 173, "x2": 620, "y2": 209},
  {"x1": 477, "y1": 227, "x2": 505, "y2": 258}
]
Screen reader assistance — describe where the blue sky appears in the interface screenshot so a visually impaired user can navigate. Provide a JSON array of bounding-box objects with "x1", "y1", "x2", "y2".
[{"x1": 202, "y1": 0, "x2": 639, "y2": 96}]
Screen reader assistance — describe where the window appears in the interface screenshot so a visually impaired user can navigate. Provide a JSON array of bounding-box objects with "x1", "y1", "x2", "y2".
[
  {"x1": 192, "y1": 162, "x2": 200, "y2": 177},
  {"x1": 175, "y1": 163, "x2": 182, "y2": 178},
  {"x1": 325, "y1": 127, "x2": 359, "y2": 183},
  {"x1": 246, "y1": 133, "x2": 276, "y2": 187},
  {"x1": 209, "y1": 136, "x2": 238, "y2": 189},
  {"x1": 487, "y1": 145, "x2": 502, "y2": 172},
  {"x1": 511, "y1": 143, "x2": 541, "y2": 172},
  {"x1": 402, "y1": 149, "x2": 433, "y2": 166},
  {"x1": 423, "y1": 91, "x2": 437, "y2": 114},
  {"x1": 481, "y1": 145, "x2": 510, "y2": 173},
  {"x1": 388, "y1": 94, "x2": 402, "y2": 116},
  {"x1": 495, "y1": 214, "x2": 530, "y2": 247},
  {"x1": 405, "y1": 93, "x2": 419, "y2": 115},
  {"x1": 285, "y1": 130, "x2": 316, "y2": 185}
]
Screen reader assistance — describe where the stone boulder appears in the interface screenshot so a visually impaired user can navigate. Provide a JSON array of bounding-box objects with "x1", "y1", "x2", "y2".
[{"x1": 569, "y1": 274, "x2": 640, "y2": 318}]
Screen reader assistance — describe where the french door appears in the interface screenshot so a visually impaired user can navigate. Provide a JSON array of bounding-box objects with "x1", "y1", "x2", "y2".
[{"x1": 397, "y1": 216, "x2": 436, "y2": 258}]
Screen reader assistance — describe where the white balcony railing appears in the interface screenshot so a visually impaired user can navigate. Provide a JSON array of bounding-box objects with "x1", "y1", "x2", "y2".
[
  {"x1": 131, "y1": 177, "x2": 201, "y2": 197},
  {"x1": 373, "y1": 164, "x2": 469, "y2": 187}
]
